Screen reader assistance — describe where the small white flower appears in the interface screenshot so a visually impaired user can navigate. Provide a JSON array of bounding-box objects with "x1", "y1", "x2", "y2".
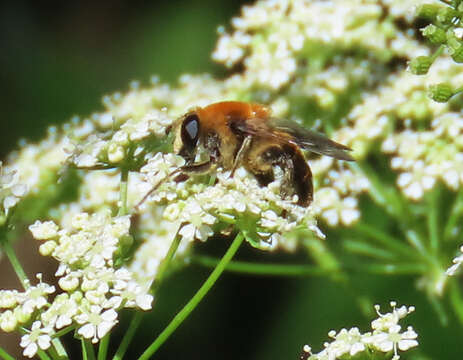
[
  {"x1": 109, "y1": 280, "x2": 154, "y2": 311},
  {"x1": 369, "y1": 324, "x2": 418, "y2": 358},
  {"x1": 76, "y1": 305, "x2": 118, "y2": 343},
  {"x1": 22, "y1": 276, "x2": 56, "y2": 314},
  {"x1": 371, "y1": 302, "x2": 414, "y2": 331},
  {"x1": 325, "y1": 327, "x2": 365, "y2": 358},
  {"x1": 41, "y1": 293, "x2": 79, "y2": 329},
  {"x1": 20, "y1": 321, "x2": 53, "y2": 358}
]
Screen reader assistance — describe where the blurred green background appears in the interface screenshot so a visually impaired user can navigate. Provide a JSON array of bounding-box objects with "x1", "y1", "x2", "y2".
[
  {"x1": 0, "y1": 1, "x2": 459, "y2": 359},
  {"x1": 0, "y1": 0, "x2": 244, "y2": 157}
]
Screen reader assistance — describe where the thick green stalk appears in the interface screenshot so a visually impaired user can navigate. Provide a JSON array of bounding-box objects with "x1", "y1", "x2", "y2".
[
  {"x1": 117, "y1": 168, "x2": 129, "y2": 217},
  {"x1": 82, "y1": 340, "x2": 96, "y2": 360},
  {"x1": 51, "y1": 338, "x2": 69, "y2": 359},
  {"x1": 152, "y1": 225, "x2": 184, "y2": 294},
  {"x1": 113, "y1": 226, "x2": 183, "y2": 360},
  {"x1": 37, "y1": 350, "x2": 52, "y2": 360},
  {"x1": 0, "y1": 347, "x2": 15, "y2": 360},
  {"x1": 138, "y1": 232, "x2": 244, "y2": 360},
  {"x1": 97, "y1": 334, "x2": 110, "y2": 360},
  {"x1": 112, "y1": 312, "x2": 143, "y2": 360}
]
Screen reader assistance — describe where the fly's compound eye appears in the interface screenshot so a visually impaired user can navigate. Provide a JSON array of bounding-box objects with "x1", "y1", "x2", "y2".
[{"x1": 181, "y1": 113, "x2": 200, "y2": 148}]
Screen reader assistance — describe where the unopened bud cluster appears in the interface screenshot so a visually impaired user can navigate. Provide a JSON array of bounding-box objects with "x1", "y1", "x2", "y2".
[{"x1": 412, "y1": 1, "x2": 463, "y2": 101}]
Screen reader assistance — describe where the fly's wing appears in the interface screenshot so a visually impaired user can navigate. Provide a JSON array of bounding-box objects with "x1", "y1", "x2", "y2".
[
  {"x1": 231, "y1": 117, "x2": 354, "y2": 161},
  {"x1": 268, "y1": 118, "x2": 354, "y2": 161}
]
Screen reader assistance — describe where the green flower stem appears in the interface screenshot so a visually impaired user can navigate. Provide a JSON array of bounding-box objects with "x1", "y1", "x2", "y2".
[
  {"x1": 428, "y1": 295, "x2": 449, "y2": 327},
  {"x1": 303, "y1": 237, "x2": 341, "y2": 273},
  {"x1": 138, "y1": 232, "x2": 244, "y2": 360},
  {"x1": 192, "y1": 256, "x2": 329, "y2": 276},
  {"x1": 0, "y1": 347, "x2": 15, "y2": 360},
  {"x1": 51, "y1": 338, "x2": 69, "y2": 359},
  {"x1": 37, "y1": 350, "x2": 52, "y2": 360},
  {"x1": 97, "y1": 334, "x2": 110, "y2": 360},
  {"x1": 351, "y1": 162, "x2": 438, "y2": 265},
  {"x1": 117, "y1": 168, "x2": 129, "y2": 216},
  {"x1": 354, "y1": 222, "x2": 417, "y2": 259},
  {"x1": 112, "y1": 312, "x2": 143, "y2": 360},
  {"x1": 350, "y1": 162, "x2": 405, "y2": 219},
  {"x1": 430, "y1": 44, "x2": 445, "y2": 62},
  {"x1": 152, "y1": 224, "x2": 184, "y2": 293},
  {"x1": 82, "y1": 339, "x2": 96, "y2": 360},
  {"x1": 425, "y1": 189, "x2": 440, "y2": 254},
  {"x1": 454, "y1": 85, "x2": 463, "y2": 96},
  {"x1": 351, "y1": 262, "x2": 427, "y2": 275},
  {"x1": 112, "y1": 226, "x2": 184, "y2": 360},
  {"x1": 2, "y1": 239, "x2": 29, "y2": 289},
  {"x1": 449, "y1": 280, "x2": 463, "y2": 326},
  {"x1": 404, "y1": 230, "x2": 435, "y2": 265},
  {"x1": 343, "y1": 239, "x2": 399, "y2": 260},
  {"x1": 99, "y1": 168, "x2": 130, "y2": 360},
  {"x1": 193, "y1": 256, "x2": 426, "y2": 276},
  {"x1": 444, "y1": 190, "x2": 463, "y2": 241},
  {"x1": 53, "y1": 325, "x2": 76, "y2": 339}
]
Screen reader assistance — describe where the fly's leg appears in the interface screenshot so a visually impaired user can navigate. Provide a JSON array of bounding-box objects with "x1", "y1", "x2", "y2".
[
  {"x1": 135, "y1": 160, "x2": 215, "y2": 211},
  {"x1": 249, "y1": 144, "x2": 313, "y2": 206},
  {"x1": 230, "y1": 135, "x2": 252, "y2": 177},
  {"x1": 288, "y1": 145, "x2": 313, "y2": 206}
]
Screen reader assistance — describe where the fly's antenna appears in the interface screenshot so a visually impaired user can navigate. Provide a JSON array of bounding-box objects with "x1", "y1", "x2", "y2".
[{"x1": 134, "y1": 167, "x2": 182, "y2": 212}]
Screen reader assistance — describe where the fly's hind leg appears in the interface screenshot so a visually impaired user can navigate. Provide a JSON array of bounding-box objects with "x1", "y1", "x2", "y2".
[
  {"x1": 287, "y1": 145, "x2": 313, "y2": 206},
  {"x1": 248, "y1": 144, "x2": 313, "y2": 206},
  {"x1": 135, "y1": 159, "x2": 215, "y2": 211}
]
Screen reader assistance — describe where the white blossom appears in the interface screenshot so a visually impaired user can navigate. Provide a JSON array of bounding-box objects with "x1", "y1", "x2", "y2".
[
  {"x1": 20, "y1": 321, "x2": 53, "y2": 358},
  {"x1": 76, "y1": 305, "x2": 118, "y2": 343}
]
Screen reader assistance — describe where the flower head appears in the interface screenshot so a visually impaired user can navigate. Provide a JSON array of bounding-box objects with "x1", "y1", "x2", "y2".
[
  {"x1": 75, "y1": 304, "x2": 118, "y2": 343},
  {"x1": 304, "y1": 302, "x2": 418, "y2": 360},
  {"x1": 20, "y1": 321, "x2": 53, "y2": 358}
]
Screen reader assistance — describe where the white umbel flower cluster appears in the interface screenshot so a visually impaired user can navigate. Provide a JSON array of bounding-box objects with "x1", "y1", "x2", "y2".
[
  {"x1": 213, "y1": 0, "x2": 426, "y2": 90},
  {"x1": 302, "y1": 301, "x2": 418, "y2": 360},
  {"x1": 138, "y1": 153, "x2": 322, "y2": 251},
  {"x1": 68, "y1": 109, "x2": 172, "y2": 169},
  {"x1": 383, "y1": 111, "x2": 463, "y2": 199},
  {"x1": 0, "y1": 210, "x2": 157, "y2": 357}
]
